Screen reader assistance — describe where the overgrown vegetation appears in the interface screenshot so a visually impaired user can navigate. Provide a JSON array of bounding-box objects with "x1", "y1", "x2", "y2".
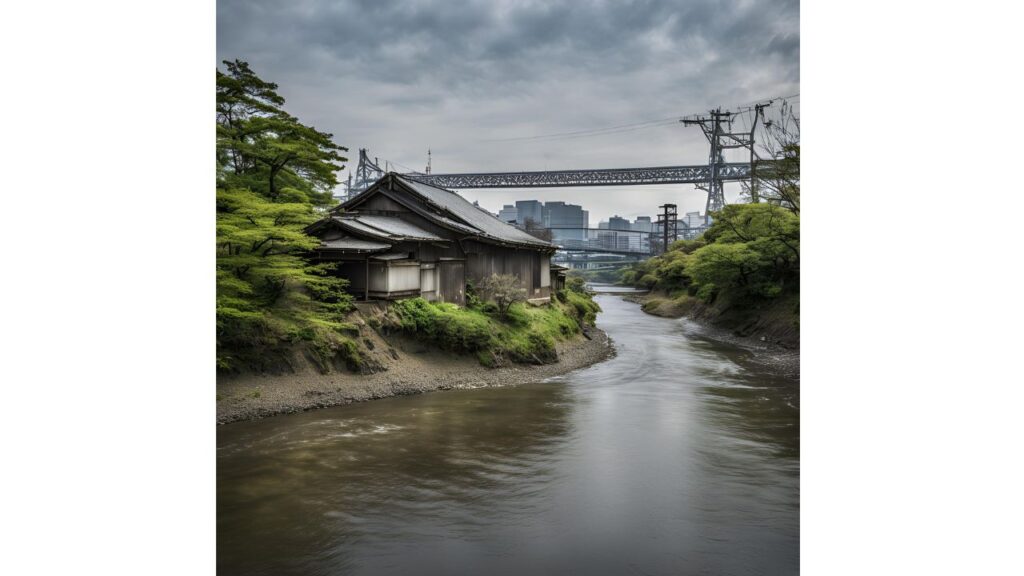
[
  {"x1": 476, "y1": 274, "x2": 527, "y2": 317},
  {"x1": 619, "y1": 147, "x2": 800, "y2": 343},
  {"x1": 386, "y1": 274, "x2": 601, "y2": 367},
  {"x1": 216, "y1": 60, "x2": 361, "y2": 373},
  {"x1": 622, "y1": 203, "x2": 798, "y2": 303}
]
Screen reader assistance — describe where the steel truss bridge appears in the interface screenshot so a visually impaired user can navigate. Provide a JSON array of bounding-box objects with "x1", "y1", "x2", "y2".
[
  {"x1": 403, "y1": 163, "x2": 751, "y2": 189},
  {"x1": 546, "y1": 225, "x2": 708, "y2": 258}
]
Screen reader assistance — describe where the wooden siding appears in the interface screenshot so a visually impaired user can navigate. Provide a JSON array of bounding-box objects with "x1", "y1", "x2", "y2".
[
  {"x1": 354, "y1": 194, "x2": 407, "y2": 213},
  {"x1": 437, "y1": 260, "x2": 465, "y2": 306},
  {"x1": 333, "y1": 261, "x2": 368, "y2": 295},
  {"x1": 388, "y1": 263, "x2": 420, "y2": 292},
  {"x1": 464, "y1": 242, "x2": 550, "y2": 299},
  {"x1": 368, "y1": 262, "x2": 388, "y2": 293},
  {"x1": 420, "y1": 264, "x2": 437, "y2": 301}
]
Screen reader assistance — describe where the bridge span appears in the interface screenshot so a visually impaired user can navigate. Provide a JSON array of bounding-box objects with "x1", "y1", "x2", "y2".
[
  {"x1": 403, "y1": 163, "x2": 751, "y2": 189},
  {"x1": 546, "y1": 225, "x2": 708, "y2": 258}
]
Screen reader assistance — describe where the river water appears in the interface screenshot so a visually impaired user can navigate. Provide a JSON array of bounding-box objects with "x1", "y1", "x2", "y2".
[{"x1": 217, "y1": 292, "x2": 799, "y2": 575}]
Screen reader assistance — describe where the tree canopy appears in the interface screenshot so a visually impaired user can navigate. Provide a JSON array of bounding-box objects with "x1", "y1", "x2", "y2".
[
  {"x1": 622, "y1": 198, "x2": 799, "y2": 303},
  {"x1": 216, "y1": 60, "x2": 355, "y2": 372},
  {"x1": 217, "y1": 59, "x2": 347, "y2": 206}
]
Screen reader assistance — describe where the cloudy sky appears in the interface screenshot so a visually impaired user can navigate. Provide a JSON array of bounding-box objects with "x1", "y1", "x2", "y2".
[{"x1": 217, "y1": 0, "x2": 799, "y2": 223}]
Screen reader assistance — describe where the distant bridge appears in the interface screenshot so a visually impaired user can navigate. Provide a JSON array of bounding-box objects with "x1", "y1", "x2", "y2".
[
  {"x1": 403, "y1": 163, "x2": 751, "y2": 189},
  {"x1": 546, "y1": 225, "x2": 707, "y2": 257}
]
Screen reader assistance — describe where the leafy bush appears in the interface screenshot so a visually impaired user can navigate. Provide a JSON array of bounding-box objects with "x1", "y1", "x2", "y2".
[
  {"x1": 565, "y1": 276, "x2": 588, "y2": 293},
  {"x1": 387, "y1": 296, "x2": 596, "y2": 366},
  {"x1": 622, "y1": 203, "x2": 799, "y2": 304},
  {"x1": 390, "y1": 299, "x2": 493, "y2": 352},
  {"x1": 476, "y1": 274, "x2": 527, "y2": 316}
]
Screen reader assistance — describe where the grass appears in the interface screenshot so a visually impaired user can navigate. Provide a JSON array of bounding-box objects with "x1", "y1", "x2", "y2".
[
  {"x1": 388, "y1": 292, "x2": 600, "y2": 367},
  {"x1": 217, "y1": 304, "x2": 363, "y2": 375}
]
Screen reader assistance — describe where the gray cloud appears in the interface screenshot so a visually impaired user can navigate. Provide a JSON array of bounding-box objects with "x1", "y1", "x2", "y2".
[{"x1": 218, "y1": 0, "x2": 799, "y2": 222}]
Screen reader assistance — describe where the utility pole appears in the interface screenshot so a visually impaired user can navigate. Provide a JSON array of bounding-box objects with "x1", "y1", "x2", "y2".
[{"x1": 656, "y1": 203, "x2": 678, "y2": 254}]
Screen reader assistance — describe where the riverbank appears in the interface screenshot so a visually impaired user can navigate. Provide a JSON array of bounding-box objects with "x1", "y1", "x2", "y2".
[
  {"x1": 620, "y1": 290, "x2": 799, "y2": 378},
  {"x1": 216, "y1": 325, "x2": 614, "y2": 424}
]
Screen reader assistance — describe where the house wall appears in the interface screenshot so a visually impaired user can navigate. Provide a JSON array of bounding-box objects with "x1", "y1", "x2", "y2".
[
  {"x1": 437, "y1": 260, "x2": 466, "y2": 306},
  {"x1": 354, "y1": 194, "x2": 408, "y2": 213},
  {"x1": 388, "y1": 263, "x2": 420, "y2": 293},
  {"x1": 368, "y1": 262, "x2": 388, "y2": 293},
  {"x1": 332, "y1": 260, "x2": 368, "y2": 296},
  {"x1": 463, "y1": 241, "x2": 551, "y2": 299},
  {"x1": 420, "y1": 264, "x2": 437, "y2": 301}
]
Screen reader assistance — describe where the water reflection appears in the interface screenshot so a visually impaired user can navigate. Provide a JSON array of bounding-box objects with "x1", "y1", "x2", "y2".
[
  {"x1": 218, "y1": 295, "x2": 799, "y2": 575},
  {"x1": 218, "y1": 383, "x2": 576, "y2": 575}
]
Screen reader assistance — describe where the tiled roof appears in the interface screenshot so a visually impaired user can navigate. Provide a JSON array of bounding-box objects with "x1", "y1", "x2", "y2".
[
  {"x1": 332, "y1": 215, "x2": 444, "y2": 241},
  {"x1": 397, "y1": 175, "x2": 553, "y2": 248},
  {"x1": 319, "y1": 237, "x2": 391, "y2": 252}
]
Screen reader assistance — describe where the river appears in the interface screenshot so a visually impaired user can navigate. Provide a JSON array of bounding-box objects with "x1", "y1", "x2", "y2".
[{"x1": 217, "y1": 292, "x2": 799, "y2": 575}]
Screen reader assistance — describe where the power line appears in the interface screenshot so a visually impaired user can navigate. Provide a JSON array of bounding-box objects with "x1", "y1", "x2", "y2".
[
  {"x1": 482, "y1": 117, "x2": 681, "y2": 143},
  {"x1": 480, "y1": 93, "x2": 799, "y2": 143}
]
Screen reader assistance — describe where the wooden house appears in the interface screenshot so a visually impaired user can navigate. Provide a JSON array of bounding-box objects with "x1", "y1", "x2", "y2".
[{"x1": 306, "y1": 173, "x2": 558, "y2": 306}]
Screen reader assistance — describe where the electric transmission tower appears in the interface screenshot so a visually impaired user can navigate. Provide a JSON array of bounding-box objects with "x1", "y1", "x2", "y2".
[
  {"x1": 682, "y1": 106, "x2": 764, "y2": 223},
  {"x1": 348, "y1": 148, "x2": 384, "y2": 198}
]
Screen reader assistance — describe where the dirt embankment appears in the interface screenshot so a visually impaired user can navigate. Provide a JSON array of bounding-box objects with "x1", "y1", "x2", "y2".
[
  {"x1": 216, "y1": 306, "x2": 614, "y2": 424},
  {"x1": 623, "y1": 290, "x2": 799, "y2": 376}
]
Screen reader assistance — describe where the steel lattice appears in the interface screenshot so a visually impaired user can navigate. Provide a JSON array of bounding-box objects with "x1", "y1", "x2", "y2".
[{"x1": 403, "y1": 163, "x2": 751, "y2": 188}]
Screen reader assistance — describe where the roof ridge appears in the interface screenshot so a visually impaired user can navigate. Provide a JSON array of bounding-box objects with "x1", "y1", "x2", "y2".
[{"x1": 393, "y1": 174, "x2": 553, "y2": 249}]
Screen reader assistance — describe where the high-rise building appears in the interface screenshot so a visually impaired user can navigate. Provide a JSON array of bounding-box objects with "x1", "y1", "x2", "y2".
[
  {"x1": 608, "y1": 215, "x2": 631, "y2": 231},
  {"x1": 497, "y1": 204, "x2": 518, "y2": 224},
  {"x1": 545, "y1": 201, "x2": 588, "y2": 244},
  {"x1": 515, "y1": 200, "x2": 544, "y2": 227},
  {"x1": 632, "y1": 216, "x2": 653, "y2": 233},
  {"x1": 683, "y1": 211, "x2": 705, "y2": 228}
]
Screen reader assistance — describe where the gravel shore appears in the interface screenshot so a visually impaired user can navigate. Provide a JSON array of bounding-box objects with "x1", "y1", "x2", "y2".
[{"x1": 216, "y1": 327, "x2": 615, "y2": 424}]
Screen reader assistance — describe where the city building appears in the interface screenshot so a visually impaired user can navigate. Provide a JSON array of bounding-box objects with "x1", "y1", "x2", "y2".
[
  {"x1": 544, "y1": 201, "x2": 588, "y2": 244},
  {"x1": 684, "y1": 211, "x2": 705, "y2": 228},
  {"x1": 496, "y1": 204, "x2": 518, "y2": 224},
  {"x1": 607, "y1": 215, "x2": 631, "y2": 231},
  {"x1": 632, "y1": 216, "x2": 653, "y2": 233},
  {"x1": 515, "y1": 200, "x2": 544, "y2": 227}
]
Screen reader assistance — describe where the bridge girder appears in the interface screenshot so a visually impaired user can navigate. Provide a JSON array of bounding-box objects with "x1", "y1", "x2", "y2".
[{"x1": 403, "y1": 163, "x2": 751, "y2": 189}]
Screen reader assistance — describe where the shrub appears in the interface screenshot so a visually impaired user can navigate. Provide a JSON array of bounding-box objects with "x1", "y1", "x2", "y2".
[
  {"x1": 476, "y1": 274, "x2": 527, "y2": 317},
  {"x1": 387, "y1": 295, "x2": 598, "y2": 367},
  {"x1": 565, "y1": 276, "x2": 588, "y2": 293}
]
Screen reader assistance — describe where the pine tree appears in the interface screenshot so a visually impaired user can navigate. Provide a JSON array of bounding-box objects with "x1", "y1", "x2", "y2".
[{"x1": 216, "y1": 60, "x2": 355, "y2": 372}]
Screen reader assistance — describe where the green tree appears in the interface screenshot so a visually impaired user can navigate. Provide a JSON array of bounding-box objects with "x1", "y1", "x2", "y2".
[
  {"x1": 216, "y1": 61, "x2": 355, "y2": 372},
  {"x1": 217, "y1": 59, "x2": 347, "y2": 206}
]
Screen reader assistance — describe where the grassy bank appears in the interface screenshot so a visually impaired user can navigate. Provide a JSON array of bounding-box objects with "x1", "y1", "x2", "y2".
[
  {"x1": 217, "y1": 281, "x2": 602, "y2": 376},
  {"x1": 620, "y1": 203, "x2": 800, "y2": 348},
  {"x1": 385, "y1": 284, "x2": 601, "y2": 367}
]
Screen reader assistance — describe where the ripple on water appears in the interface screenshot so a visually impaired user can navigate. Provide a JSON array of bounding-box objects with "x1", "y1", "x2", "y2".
[{"x1": 218, "y1": 295, "x2": 799, "y2": 576}]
